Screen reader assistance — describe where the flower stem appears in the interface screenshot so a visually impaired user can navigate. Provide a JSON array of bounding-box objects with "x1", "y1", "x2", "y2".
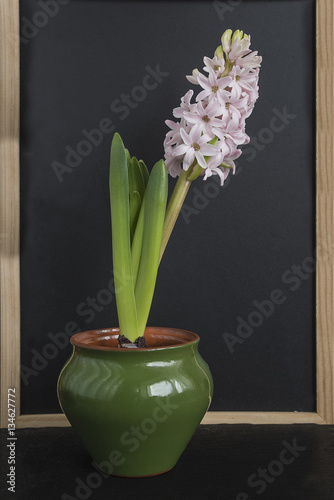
[
  {"x1": 159, "y1": 167, "x2": 193, "y2": 263},
  {"x1": 222, "y1": 58, "x2": 234, "y2": 77}
]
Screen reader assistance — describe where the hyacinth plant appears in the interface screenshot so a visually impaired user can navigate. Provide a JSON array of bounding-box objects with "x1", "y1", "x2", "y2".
[{"x1": 110, "y1": 29, "x2": 262, "y2": 347}]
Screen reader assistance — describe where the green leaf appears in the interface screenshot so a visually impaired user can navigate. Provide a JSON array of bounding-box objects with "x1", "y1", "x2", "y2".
[
  {"x1": 128, "y1": 157, "x2": 146, "y2": 245},
  {"x1": 131, "y1": 196, "x2": 145, "y2": 290},
  {"x1": 109, "y1": 133, "x2": 138, "y2": 342},
  {"x1": 134, "y1": 160, "x2": 168, "y2": 336},
  {"x1": 125, "y1": 148, "x2": 131, "y2": 166},
  {"x1": 129, "y1": 190, "x2": 141, "y2": 243},
  {"x1": 139, "y1": 159, "x2": 149, "y2": 188},
  {"x1": 129, "y1": 156, "x2": 145, "y2": 200}
]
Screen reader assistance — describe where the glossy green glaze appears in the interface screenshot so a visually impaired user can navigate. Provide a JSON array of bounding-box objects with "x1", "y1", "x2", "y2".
[{"x1": 57, "y1": 327, "x2": 213, "y2": 477}]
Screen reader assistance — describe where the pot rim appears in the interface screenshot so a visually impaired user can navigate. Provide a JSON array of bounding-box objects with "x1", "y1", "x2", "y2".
[{"x1": 70, "y1": 326, "x2": 199, "y2": 351}]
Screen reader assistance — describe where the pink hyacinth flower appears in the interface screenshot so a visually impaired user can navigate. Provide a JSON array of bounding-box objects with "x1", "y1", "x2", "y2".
[{"x1": 173, "y1": 124, "x2": 218, "y2": 170}]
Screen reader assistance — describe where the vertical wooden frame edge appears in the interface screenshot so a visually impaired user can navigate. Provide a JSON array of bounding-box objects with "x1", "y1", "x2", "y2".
[
  {"x1": 315, "y1": 0, "x2": 334, "y2": 424},
  {"x1": 0, "y1": 0, "x2": 21, "y2": 428}
]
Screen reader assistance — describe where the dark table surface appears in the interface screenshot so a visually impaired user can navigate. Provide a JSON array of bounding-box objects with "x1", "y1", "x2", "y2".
[{"x1": 0, "y1": 424, "x2": 333, "y2": 500}]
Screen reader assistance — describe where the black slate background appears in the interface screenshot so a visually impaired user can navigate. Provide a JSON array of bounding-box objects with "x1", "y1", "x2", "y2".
[{"x1": 19, "y1": 0, "x2": 316, "y2": 414}]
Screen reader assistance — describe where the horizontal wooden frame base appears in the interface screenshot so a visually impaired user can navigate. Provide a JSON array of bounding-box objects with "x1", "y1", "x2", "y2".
[
  {"x1": 14, "y1": 411, "x2": 327, "y2": 429},
  {"x1": 1, "y1": 0, "x2": 333, "y2": 427}
]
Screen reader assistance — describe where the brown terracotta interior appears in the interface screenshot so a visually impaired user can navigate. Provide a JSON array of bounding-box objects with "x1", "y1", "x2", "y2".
[{"x1": 70, "y1": 327, "x2": 199, "y2": 351}]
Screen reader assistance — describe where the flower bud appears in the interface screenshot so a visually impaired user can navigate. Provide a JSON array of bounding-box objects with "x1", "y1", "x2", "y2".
[
  {"x1": 242, "y1": 34, "x2": 250, "y2": 47},
  {"x1": 186, "y1": 68, "x2": 202, "y2": 84},
  {"x1": 232, "y1": 30, "x2": 243, "y2": 44},
  {"x1": 214, "y1": 45, "x2": 224, "y2": 60},
  {"x1": 221, "y1": 29, "x2": 232, "y2": 53}
]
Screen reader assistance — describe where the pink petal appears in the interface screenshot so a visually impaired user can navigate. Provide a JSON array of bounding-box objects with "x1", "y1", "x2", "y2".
[
  {"x1": 180, "y1": 128, "x2": 191, "y2": 145},
  {"x1": 201, "y1": 144, "x2": 217, "y2": 156},
  {"x1": 183, "y1": 112, "x2": 200, "y2": 124},
  {"x1": 197, "y1": 73, "x2": 210, "y2": 90},
  {"x1": 183, "y1": 149, "x2": 195, "y2": 170},
  {"x1": 196, "y1": 89, "x2": 211, "y2": 102},
  {"x1": 173, "y1": 143, "x2": 189, "y2": 156},
  {"x1": 195, "y1": 151, "x2": 207, "y2": 169},
  {"x1": 212, "y1": 167, "x2": 227, "y2": 186},
  {"x1": 198, "y1": 133, "x2": 213, "y2": 145},
  {"x1": 189, "y1": 123, "x2": 202, "y2": 142}
]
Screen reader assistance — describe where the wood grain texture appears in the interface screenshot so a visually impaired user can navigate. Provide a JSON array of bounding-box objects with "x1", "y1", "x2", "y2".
[
  {"x1": 1, "y1": 0, "x2": 333, "y2": 428},
  {"x1": 202, "y1": 411, "x2": 326, "y2": 425},
  {"x1": 16, "y1": 414, "x2": 71, "y2": 429},
  {"x1": 16, "y1": 411, "x2": 326, "y2": 428},
  {"x1": 316, "y1": 0, "x2": 334, "y2": 424},
  {"x1": 0, "y1": 0, "x2": 21, "y2": 427}
]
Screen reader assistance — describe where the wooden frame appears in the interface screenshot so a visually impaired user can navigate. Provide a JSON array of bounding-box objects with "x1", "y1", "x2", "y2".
[{"x1": 1, "y1": 0, "x2": 333, "y2": 428}]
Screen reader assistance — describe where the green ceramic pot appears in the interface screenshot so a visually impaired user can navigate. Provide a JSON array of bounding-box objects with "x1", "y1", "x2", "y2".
[{"x1": 57, "y1": 327, "x2": 213, "y2": 477}]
